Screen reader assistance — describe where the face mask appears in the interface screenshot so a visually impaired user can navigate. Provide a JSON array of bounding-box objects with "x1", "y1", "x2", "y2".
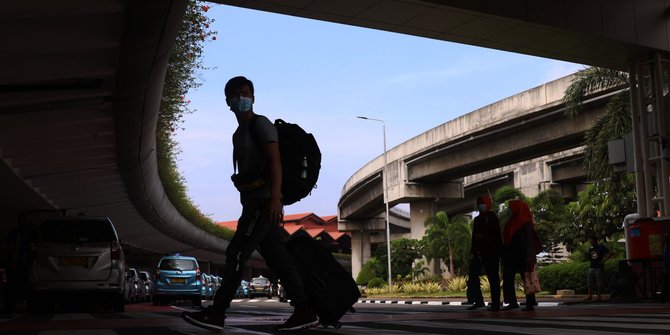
[
  {"x1": 478, "y1": 204, "x2": 487, "y2": 212},
  {"x1": 229, "y1": 96, "x2": 253, "y2": 114}
]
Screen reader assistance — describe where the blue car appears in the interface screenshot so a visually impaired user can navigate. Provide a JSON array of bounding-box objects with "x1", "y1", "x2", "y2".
[
  {"x1": 235, "y1": 280, "x2": 250, "y2": 298},
  {"x1": 152, "y1": 255, "x2": 202, "y2": 307},
  {"x1": 201, "y1": 273, "x2": 214, "y2": 300}
]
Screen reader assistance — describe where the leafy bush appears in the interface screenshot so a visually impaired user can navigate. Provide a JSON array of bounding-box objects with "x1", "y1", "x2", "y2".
[
  {"x1": 446, "y1": 276, "x2": 467, "y2": 293},
  {"x1": 390, "y1": 283, "x2": 403, "y2": 294},
  {"x1": 356, "y1": 263, "x2": 376, "y2": 285},
  {"x1": 479, "y1": 276, "x2": 490, "y2": 293},
  {"x1": 421, "y1": 281, "x2": 444, "y2": 293},
  {"x1": 420, "y1": 274, "x2": 445, "y2": 283},
  {"x1": 356, "y1": 259, "x2": 381, "y2": 285},
  {"x1": 365, "y1": 286, "x2": 388, "y2": 295},
  {"x1": 537, "y1": 259, "x2": 620, "y2": 294},
  {"x1": 367, "y1": 277, "x2": 386, "y2": 289},
  {"x1": 401, "y1": 282, "x2": 424, "y2": 294}
]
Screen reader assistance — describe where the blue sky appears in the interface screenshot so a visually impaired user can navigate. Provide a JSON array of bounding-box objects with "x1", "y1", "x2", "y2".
[{"x1": 175, "y1": 4, "x2": 585, "y2": 222}]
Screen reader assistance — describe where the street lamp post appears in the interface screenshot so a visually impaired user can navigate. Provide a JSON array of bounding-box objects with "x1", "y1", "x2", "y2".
[{"x1": 356, "y1": 116, "x2": 392, "y2": 290}]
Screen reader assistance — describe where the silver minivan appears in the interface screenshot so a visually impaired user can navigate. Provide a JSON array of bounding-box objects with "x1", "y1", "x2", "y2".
[{"x1": 27, "y1": 216, "x2": 126, "y2": 312}]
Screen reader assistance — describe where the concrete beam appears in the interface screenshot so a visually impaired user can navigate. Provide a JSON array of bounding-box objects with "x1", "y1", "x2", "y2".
[
  {"x1": 338, "y1": 218, "x2": 387, "y2": 232},
  {"x1": 389, "y1": 181, "x2": 463, "y2": 203},
  {"x1": 406, "y1": 104, "x2": 604, "y2": 182},
  {"x1": 551, "y1": 158, "x2": 586, "y2": 182}
]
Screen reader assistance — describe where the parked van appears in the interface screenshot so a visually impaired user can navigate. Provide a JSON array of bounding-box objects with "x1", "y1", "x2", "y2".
[{"x1": 27, "y1": 216, "x2": 126, "y2": 312}]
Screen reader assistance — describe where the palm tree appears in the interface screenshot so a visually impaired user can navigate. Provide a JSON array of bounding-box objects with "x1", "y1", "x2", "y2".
[
  {"x1": 563, "y1": 67, "x2": 632, "y2": 179},
  {"x1": 421, "y1": 211, "x2": 471, "y2": 277},
  {"x1": 562, "y1": 67, "x2": 637, "y2": 242}
]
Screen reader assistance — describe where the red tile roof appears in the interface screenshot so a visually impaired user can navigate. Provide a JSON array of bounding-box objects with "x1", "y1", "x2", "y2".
[
  {"x1": 305, "y1": 228, "x2": 325, "y2": 238},
  {"x1": 283, "y1": 225, "x2": 305, "y2": 235},
  {"x1": 329, "y1": 231, "x2": 348, "y2": 241},
  {"x1": 215, "y1": 213, "x2": 349, "y2": 241},
  {"x1": 218, "y1": 220, "x2": 238, "y2": 230}
]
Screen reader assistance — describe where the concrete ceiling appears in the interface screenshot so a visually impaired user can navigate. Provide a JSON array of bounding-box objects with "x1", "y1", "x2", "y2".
[{"x1": 215, "y1": 0, "x2": 670, "y2": 70}]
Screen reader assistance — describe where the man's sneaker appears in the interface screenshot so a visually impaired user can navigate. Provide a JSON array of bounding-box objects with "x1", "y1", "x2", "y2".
[
  {"x1": 275, "y1": 307, "x2": 319, "y2": 331},
  {"x1": 181, "y1": 306, "x2": 226, "y2": 332}
]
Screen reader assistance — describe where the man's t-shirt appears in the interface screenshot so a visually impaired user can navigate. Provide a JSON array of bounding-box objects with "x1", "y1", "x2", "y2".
[
  {"x1": 232, "y1": 115, "x2": 278, "y2": 201},
  {"x1": 588, "y1": 244, "x2": 610, "y2": 269}
]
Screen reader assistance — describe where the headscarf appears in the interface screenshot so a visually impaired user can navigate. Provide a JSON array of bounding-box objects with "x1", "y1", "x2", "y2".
[
  {"x1": 503, "y1": 199, "x2": 534, "y2": 245},
  {"x1": 477, "y1": 195, "x2": 492, "y2": 212}
]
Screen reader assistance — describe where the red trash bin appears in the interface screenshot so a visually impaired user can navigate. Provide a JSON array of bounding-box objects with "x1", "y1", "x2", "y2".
[{"x1": 627, "y1": 218, "x2": 664, "y2": 259}]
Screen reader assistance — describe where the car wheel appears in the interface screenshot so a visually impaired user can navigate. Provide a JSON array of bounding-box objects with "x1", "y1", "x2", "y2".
[
  {"x1": 152, "y1": 296, "x2": 161, "y2": 306},
  {"x1": 192, "y1": 297, "x2": 202, "y2": 307}
]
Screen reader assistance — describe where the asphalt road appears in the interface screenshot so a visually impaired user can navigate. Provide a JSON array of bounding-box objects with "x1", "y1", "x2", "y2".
[{"x1": 2, "y1": 298, "x2": 670, "y2": 334}]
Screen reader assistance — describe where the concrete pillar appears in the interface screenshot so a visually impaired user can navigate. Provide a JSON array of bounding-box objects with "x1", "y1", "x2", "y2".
[
  {"x1": 409, "y1": 200, "x2": 443, "y2": 275},
  {"x1": 409, "y1": 200, "x2": 435, "y2": 240},
  {"x1": 351, "y1": 229, "x2": 371, "y2": 280}
]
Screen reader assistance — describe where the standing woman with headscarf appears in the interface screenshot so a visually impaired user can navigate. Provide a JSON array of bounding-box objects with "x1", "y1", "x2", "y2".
[{"x1": 501, "y1": 199, "x2": 539, "y2": 311}]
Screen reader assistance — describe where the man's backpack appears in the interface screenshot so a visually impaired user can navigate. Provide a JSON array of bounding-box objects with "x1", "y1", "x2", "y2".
[{"x1": 249, "y1": 115, "x2": 321, "y2": 205}]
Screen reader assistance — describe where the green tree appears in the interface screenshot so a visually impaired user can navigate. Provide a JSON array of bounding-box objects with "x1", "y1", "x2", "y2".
[
  {"x1": 411, "y1": 259, "x2": 430, "y2": 280},
  {"x1": 494, "y1": 185, "x2": 527, "y2": 204},
  {"x1": 391, "y1": 238, "x2": 423, "y2": 278},
  {"x1": 373, "y1": 238, "x2": 422, "y2": 279},
  {"x1": 563, "y1": 67, "x2": 631, "y2": 180},
  {"x1": 559, "y1": 201, "x2": 583, "y2": 252},
  {"x1": 421, "y1": 211, "x2": 471, "y2": 277},
  {"x1": 560, "y1": 177, "x2": 636, "y2": 250},
  {"x1": 560, "y1": 67, "x2": 638, "y2": 246},
  {"x1": 530, "y1": 189, "x2": 566, "y2": 261}
]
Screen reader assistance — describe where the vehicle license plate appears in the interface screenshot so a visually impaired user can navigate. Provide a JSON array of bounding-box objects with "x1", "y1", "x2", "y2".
[
  {"x1": 60, "y1": 256, "x2": 88, "y2": 267},
  {"x1": 171, "y1": 278, "x2": 185, "y2": 284}
]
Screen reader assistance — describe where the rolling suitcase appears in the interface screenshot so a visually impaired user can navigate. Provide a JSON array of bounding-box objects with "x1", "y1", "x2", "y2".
[{"x1": 285, "y1": 234, "x2": 361, "y2": 328}]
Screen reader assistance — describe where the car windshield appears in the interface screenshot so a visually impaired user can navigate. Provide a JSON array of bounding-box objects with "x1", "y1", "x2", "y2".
[
  {"x1": 40, "y1": 219, "x2": 115, "y2": 243},
  {"x1": 159, "y1": 259, "x2": 197, "y2": 271},
  {"x1": 139, "y1": 272, "x2": 148, "y2": 280},
  {"x1": 252, "y1": 278, "x2": 269, "y2": 285}
]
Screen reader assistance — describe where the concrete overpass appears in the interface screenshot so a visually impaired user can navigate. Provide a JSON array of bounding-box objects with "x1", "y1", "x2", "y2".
[
  {"x1": 338, "y1": 74, "x2": 606, "y2": 221},
  {"x1": 2, "y1": 1, "x2": 669, "y2": 272}
]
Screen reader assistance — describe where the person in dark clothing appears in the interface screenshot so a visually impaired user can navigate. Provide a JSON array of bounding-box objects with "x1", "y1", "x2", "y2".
[
  {"x1": 466, "y1": 195, "x2": 502, "y2": 311},
  {"x1": 585, "y1": 235, "x2": 611, "y2": 301},
  {"x1": 182, "y1": 76, "x2": 318, "y2": 332},
  {"x1": 501, "y1": 199, "x2": 538, "y2": 311}
]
